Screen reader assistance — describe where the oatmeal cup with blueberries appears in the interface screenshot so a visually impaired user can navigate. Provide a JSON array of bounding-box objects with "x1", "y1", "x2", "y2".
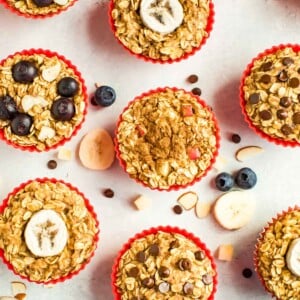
[
  {"x1": 115, "y1": 87, "x2": 220, "y2": 190},
  {"x1": 0, "y1": 179, "x2": 99, "y2": 283},
  {"x1": 0, "y1": 49, "x2": 87, "y2": 151},
  {"x1": 109, "y1": 0, "x2": 214, "y2": 62}
]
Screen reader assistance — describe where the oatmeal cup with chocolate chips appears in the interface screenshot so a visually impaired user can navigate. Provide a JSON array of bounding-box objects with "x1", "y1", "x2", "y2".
[
  {"x1": 0, "y1": 179, "x2": 99, "y2": 283},
  {"x1": 109, "y1": 0, "x2": 214, "y2": 62},
  {"x1": 255, "y1": 207, "x2": 300, "y2": 299},
  {"x1": 0, "y1": 49, "x2": 87, "y2": 151},
  {"x1": 241, "y1": 44, "x2": 300, "y2": 146},
  {"x1": 112, "y1": 227, "x2": 217, "y2": 299},
  {"x1": 115, "y1": 87, "x2": 220, "y2": 190}
]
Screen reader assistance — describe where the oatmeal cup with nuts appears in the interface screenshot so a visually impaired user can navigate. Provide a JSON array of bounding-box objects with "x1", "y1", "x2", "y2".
[
  {"x1": 0, "y1": 178, "x2": 99, "y2": 283},
  {"x1": 109, "y1": 0, "x2": 214, "y2": 63},
  {"x1": 115, "y1": 87, "x2": 220, "y2": 190},
  {"x1": 241, "y1": 44, "x2": 300, "y2": 147},
  {"x1": 0, "y1": 49, "x2": 87, "y2": 151},
  {"x1": 112, "y1": 226, "x2": 217, "y2": 299},
  {"x1": 1, "y1": 0, "x2": 77, "y2": 18},
  {"x1": 255, "y1": 207, "x2": 300, "y2": 299}
]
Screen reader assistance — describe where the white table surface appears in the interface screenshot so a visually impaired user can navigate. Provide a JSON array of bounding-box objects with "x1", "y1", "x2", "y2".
[{"x1": 0, "y1": 0, "x2": 300, "y2": 299}]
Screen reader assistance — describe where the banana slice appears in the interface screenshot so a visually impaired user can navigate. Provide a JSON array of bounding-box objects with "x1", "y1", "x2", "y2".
[
  {"x1": 24, "y1": 209, "x2": 68, "y2": 257},
  {"x1": 79, "y1": 128, "x2": 115, "y2": 170},
  {"x1": 213, "y1": 191, "x2": 255, "y2": 230},
  {"x1": 140, "y1": 0, "x2": 184, "y2": 35},
  {"x1": 286, "y1": 238, "x2": 300, "y2": 276}
]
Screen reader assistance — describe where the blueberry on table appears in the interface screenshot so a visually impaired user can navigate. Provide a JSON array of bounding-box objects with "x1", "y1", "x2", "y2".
[
  {"x1": 51, "y1": 98, "x2": 75, "y2": 121},
  {"x1": 11, "y1": 113, "x2": 33, "y2": 136},
  {"x1": 32, "y1": 0, "x2": 53, "y2": 6},
  {"x1": 12, "y1": 61, "x2": 38, "y2": 84},
  {"x1": 215, "y1": 172, "x2": 234, "y2": 191},
  {"x1": 57, "y1": 77, "x2": 79, "y2": 97},
  {"x1": 0, "y1": 95, "x2": 18, "y2": 120},
  {"x1": 94, "y1": 86, "x2": 116, "y2": 107},
  {"x1": 235, "y1": 167, "x2": 257, "y2": 189}
]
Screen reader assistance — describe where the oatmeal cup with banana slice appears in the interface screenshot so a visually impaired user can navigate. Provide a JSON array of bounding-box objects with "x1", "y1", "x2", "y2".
[
  {"x1": 0, "y1": 178, "x2": 99, "y2": 283},
  {"x1": 0, "y1": 49, "x2": 87, "y2": 151}
]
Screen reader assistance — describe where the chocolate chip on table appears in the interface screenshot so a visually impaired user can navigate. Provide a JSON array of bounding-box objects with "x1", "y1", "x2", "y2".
[
  {"x1": 158, "y1": 266, "x2": 170, "y2": 278},
  {"x1": 289, "y1": 77, "x2": 300, "y2": 88},
  {"x1": 260, "y1": 74, "x2": 271, "y2": 84},
  {"x1": 136, "y1": 251, "x2": 146, "y2": 263},
  {"x1": 261, "y1": 61, "x2": 273, "y2": 72},
  {"x1": 242, "y1": 268, "x2": 253, "y2": 278},
  {"x1": 293, "y1": 112, "x2": 300, "y2": 124},
  {"x1": 158, "y1": 282, "x2": 170, "y2": 293},
  {"x1": 187, "y1": 74, "x2": 198, "y2": 84},
  {"x1": 259, "y1": 110, "x2": 272, "y2": 120},
  {"x1": 282, "y1": 57, "x2": 294, "y2": 66},
  {"x1": 183, "y1": 282, "x2": 194, "y2": 295},
  {"x1": 103, "y1": 188, "x2": 114, "y2": 198},
  {"x1": 280, "y1": 97, "x2": 291, "y2": 108},
  {"x1": 281, "y1": 124, "x2": 293, "y2": 135},
  {"x1": 178, "y1": 258, "x2": 192, "y2": 271},
  {"x1": 231, "y1": 133, "x2": 241, "y2": 144},
  {"x1": 128, "y1": 267, "x2": 139, "y2": 277},
  {"x1": 173, "y1": 205, "x2": 183, "y2": 214},
  {"x1": 194, "y1": 250, "x2": 206, "y2": 261},
  {"x1": 277, "y1": 70, "x2": 289, "y2": 82},
  {"x1": 277, "y1": 109, "x2": 288, "y2": 120},
  {"x1": 249, "y1": 93, "x2": 260, "y2": 104},
  {"x1": 141, "y1": 277, "x2": 154, "y2": 288},
  {"x1": 47, "y1": 160, "x2": 57, "y2": 169},
  {"x1": 191, "y1": 87, "x2": 202, "y2": 96},
  {"x1": 202, "y1": 273, "x2": 213, "y2": 285},
  {"x1": 149, "y1": 243, "x2": 160, "y2": 256}
]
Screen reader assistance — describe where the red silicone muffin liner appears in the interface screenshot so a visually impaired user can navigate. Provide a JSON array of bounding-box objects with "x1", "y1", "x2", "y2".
[
  {"x1": 111, "y1": 226, "x2": 218, "y2": 299},
  {"x1": 115, "y1": 87, "x2": 220, "y2": 191},
  {"x1": 108, "y1": 0, "x2": 214, "y2": 64},
  {"x1": 254, "y1": 206, "x2": 300, "y2": 298},
  {"x1": 0, "y1": 178, "x2": 100, "y2": 285},
  {"x1": 0, "y1": 0, "x2": 77, "y2": 19},
  {"x1": 239, "y1": 43, "x2": 300, "y2": 147},
  {"x1": 0, "y1": 48, "x2": 88, "y2": 152}
]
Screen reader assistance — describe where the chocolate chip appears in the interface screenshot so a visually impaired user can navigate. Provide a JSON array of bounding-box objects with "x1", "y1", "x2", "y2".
[
  {"x1": 191, "y1": 87, "x2": 202, "y2": 96},
  {"x1": 282, "y1": 57, "x2": 294, "y2": 66},
  {"x1": 293, "y1": 112, "x2": 300, "y2": 124},
  {"x1": 202, "y1": 274, "x2": 213, "y2": 285},
  {"x1": 298, "y1": 94, "x2": 300, "y2": 101},
  {"x1": 103, "y1": 188, "x2": 114, "y2": 198},
  {"x1": 249, "y1": 93, "x2": 260, "y2": 104},
  {"x1": 47, "y1": 160, "x2": 57, "y2": 169},
  {"x1": 173, "y1": 205, "x2": 183, "y2": 214},
  {"x1": 280, "y1": 97, "x2": 291, "y2": 108},
  {"x1": 277, "y1": 109, "x2": 288, "y2": 120},
  {"x1": 187, "y1": 74, "x2": 198, "y2": 84},
  {"x1": 194, "y1": 250, "x2": 206, "y2": 261},
  {"x1": 136, "y1": 251, "x2": 146, "y2": 263},
  {"x1": 158, "y1": 282, "x2": 170, "y2": 293},
  {"x1": 242, "y1": 268, "x2": 253, "y2": 278},
  {"x1": 149, "y1": 244, "x2": 160, "y2": 256},
  {"x1": 231, "y1": 133, "x2": 241, "y2": 144},
  {"x1": 169, "y1": 240, "x2": 179, "y2": 250},
  {"x1": 281, "y1": 124, "x2": 293, "y2": 135},
  {"x1": 298, "y1": 68, "x2": 300, "y2": 74},
  {"x1": 141, "y1": 277, "x2": 154, "y2": 288},
  {"x1": 260, "y1": 74, "x2": 271, "y2": 84},
  {"x1": 183, "y1": 282, "x2": 194, "y2": 295},
  {"x1": 158, "y1": 266, "x2": 170, "y2": 278},
  {"x1": 278, "y1": 70, "x2": 289, "y2": 82},
  {"x1": 289, "y1": 77, "x2": 300, "y2": 88},
  {"x1": 259, "y1": 110, "x2": 272, "y2": 120},
  {"x1": 178, "y1": 258, "x2": 192, "y2": 271},
  {"x1": 261, "y1": 61, "x2": 272, "y2": 71},
  {"x1": 128, "y1": 267, "x2": 139, "y2": 278}
]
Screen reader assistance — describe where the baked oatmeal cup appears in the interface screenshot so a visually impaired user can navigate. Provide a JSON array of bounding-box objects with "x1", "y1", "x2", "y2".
[
  {"x1": 240, "y1": 44, "x2": 300, "y2": 147},
  {"x1": 0, "y1": 0, "x2": 77, "y2": 18},
  {"x1": 0, "y1": 178, "x2": 99, "y2": 284},
  {"x1": 109, "y1": 0, "x2": 214, "y2": 63},
  {"x1": 115, "y1": 87, "x2": 220, "y2": 191},
  {"x1": 0, "y1": 49, "x2": 87, "y2": 152},
  {"x1": 112, "y1": 226, "x2": 217, "y2": 299},
  {"x1": 255, "y1": 207, "x2": 300, "y2": 299}
]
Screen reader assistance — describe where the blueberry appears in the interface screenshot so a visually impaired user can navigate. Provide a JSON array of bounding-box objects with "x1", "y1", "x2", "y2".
[
  {"x1": 215, "y1": 172, "x2": 234, "y2": 191},
  {"x1": 12, "y1": 61, "x2": 38, "y2": 84},
  {"x1": 94, "y1": 86, "x2": 116, "y2": 107},
  {"x1": 0, "y1": 95, "x2": 18, "y2": 120},
  {"x1": 51, "y1": 98, "x2": 75, "y2": 121},
  {"x1": 11, "y1": 113, "x2": 33, "y2": 136},
  {"x1": 57, "y1": 77, "x2": 79, "y2": 97},
  {"x1": 32, "y1": 0, "x2": 53, "y2": 6},
  {"x1": 235, "y1": 167, "x2": 257, "y2": 189}
]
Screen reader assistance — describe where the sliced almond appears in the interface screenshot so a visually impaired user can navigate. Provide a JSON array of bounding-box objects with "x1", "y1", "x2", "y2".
[
  {"x1": 14, "y1": 294, "x2": 26, "y2": 300},
  {"x1": 54, "y1": 0, "x2": 68, "y2": 5},
  {"x1": 216, "y1": 244, "x2": 234, "y2": 261},
  {"x1": 57, "y1": 148, "x2": 73, "y2": 161},
  {"x1": 235, "y1": 146, "x2": 264, "y2": 162},
  {"x1": 177, "y1": 191, "x2": 198, "y2": 210},
  {"x1": 21, "y1": 95, "x2": 48, "y2": 112},
  {"x1": 133, "y1": 195, "x2": 151, "y2": 211},
  {"x1": 42, "y1": 63, "x2": 61, "y2": 82},
  {"x1": 195, "y1": 201, "x2": 211, "y2": 219},
  {"x1": 213, "y1": 156, "x2": 227, "y2": 172},
  {"x1": 38, "y1": 126, "x2": 55, "y2": 141},
  {"x1": 11, "y1": 282, "x2": 26, "y2": 296}
]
